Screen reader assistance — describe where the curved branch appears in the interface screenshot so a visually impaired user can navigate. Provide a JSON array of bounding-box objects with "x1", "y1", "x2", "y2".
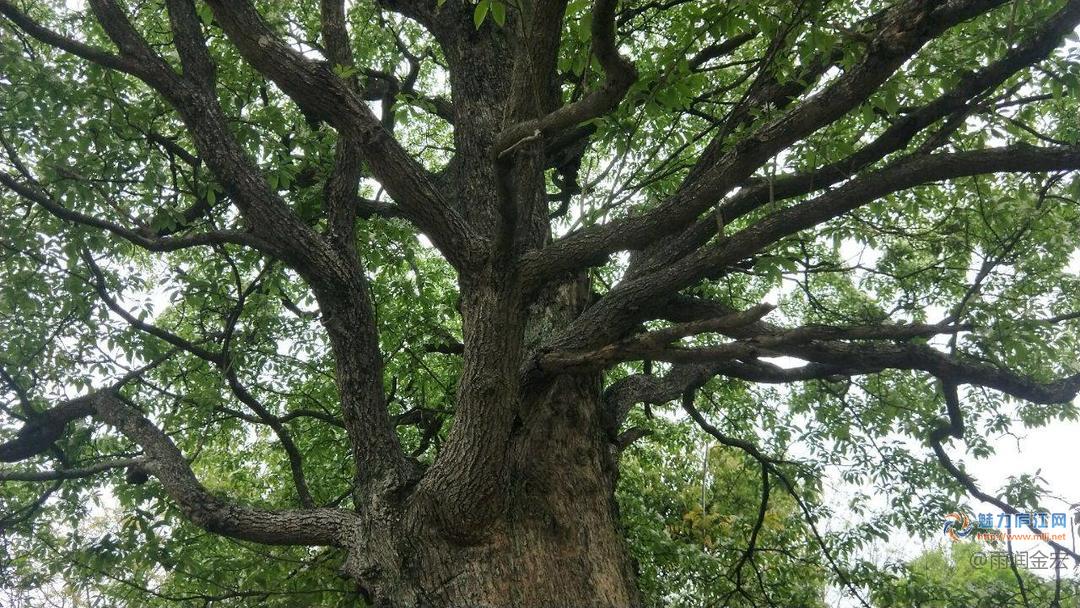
[
  {"x1": 202, "y1": 0, "x2": 480, "y2": 270},
  {"x1": 0, "y1": 457, "x2": 146, "y2": 482},
  {"x1": 165, "y1": 0, "x2": 217, "y2": 88},
  {"x1": 223, "y1": 370, "x2": 316, "y2": 509},
  {"x1": 81, "y1": 252, "x2": 225, "y2": 365},
  {"x1": 779, "y1": 339, "x2": 1080, "y2": 405},
  {"x1": 521, "y1": 0, "x2": 1015, "y2": 287},
  {"x1": 96, "y1": 391, "x2": 356, "y2": 546},
  {"x1": 0, "y1": 153, "x2": 265, "y2": 254},
  {"x1": 0, "y1": 1, "x2": 142, "y2": 75},
  {"x1": 0, "y1": 395, "x2": 96, "y2": 463},
  {"x1": 493, "y1": 0, "x2": 637, "y2": 158},
  {"x1": 0, "y1": 384, "x2": 357, "y2": 546},
  {"x1": 929, "y1": 382, "x2": 1080, "y2": 561},
  {"x1": 540, "y1": 303, "x2": 775, "y2": 372},
  {"x1": 680, "y1": 385, "x2": 874, "y2": 608},
  {"x1": 0, "y1": 2, "x2": 334, "y2": 273},
  {"x1": 548, "y1": 143, "x2": 1080, "y2": 352},
  {"x1": 632, "y1": 0, "x2": 1080, "y2": 275}
]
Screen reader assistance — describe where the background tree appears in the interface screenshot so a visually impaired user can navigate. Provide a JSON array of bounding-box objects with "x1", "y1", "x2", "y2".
[
  {"x1": 874, "y1": 542, "x2": 1080, "y2": 608},
  {"x1": 619, "y1": 415, "x2": 828, "y2": 608},
  {"x1": 1, "y1": 0, "x2": 1080, "y2": 606}
]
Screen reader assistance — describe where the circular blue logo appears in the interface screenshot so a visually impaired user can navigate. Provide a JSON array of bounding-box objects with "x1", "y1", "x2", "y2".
[{"x1": 943, "y1": 512, "x2": 975, "y2": 541}]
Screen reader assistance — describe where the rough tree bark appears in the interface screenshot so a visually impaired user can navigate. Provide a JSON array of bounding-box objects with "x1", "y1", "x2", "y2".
[{"x1": 4, "y1": 0, "x2": 1080, "y2": 606}]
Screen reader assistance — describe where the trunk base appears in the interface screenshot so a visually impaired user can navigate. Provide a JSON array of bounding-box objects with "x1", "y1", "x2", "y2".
[{"x1": 350, "y1": 376, "x2": 641, "y2": 608}]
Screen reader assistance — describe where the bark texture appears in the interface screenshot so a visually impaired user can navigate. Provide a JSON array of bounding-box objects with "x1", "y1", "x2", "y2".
[
  {"x1": 378, "y1": 378, "x2": 639, "y2": 607},
  {"x1": 332, "y1": 274, "x2": 641, "y2": 607}
]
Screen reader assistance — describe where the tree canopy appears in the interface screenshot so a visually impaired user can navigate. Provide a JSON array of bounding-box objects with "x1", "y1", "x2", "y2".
[
  {"x1": 874, "y1": 542, "x2": 1080, "y2": 607},
  {"x1": 1, "y1": 0, "x2": 1080, "y2": 605}
]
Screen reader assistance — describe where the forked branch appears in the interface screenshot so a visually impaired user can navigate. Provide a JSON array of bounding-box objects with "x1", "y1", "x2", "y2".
[{"x1": 0, "y1": 378, "x2": 356, "y2": 547}]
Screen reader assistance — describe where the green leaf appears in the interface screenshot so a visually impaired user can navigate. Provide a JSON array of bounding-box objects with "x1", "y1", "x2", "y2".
[
  {"x1": 196, "y1": 2, "x2": 214, "y2": 26},
  {"x1": 474, "y1": 0, "x2": 490, "y2": 28},
  {"x1": 332, "y1": 64, "x2": 358, "y2": 79},
  {"x1": 491, "y1": 0, "x2": 506, "y2": 26},
  {"x1": 566, "y1": 0, "x2": 589, "y2": 13}
]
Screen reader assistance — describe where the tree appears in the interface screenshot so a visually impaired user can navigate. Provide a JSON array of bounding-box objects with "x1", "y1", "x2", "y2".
[
  {"x1": 619, "y1": 418, "x2": 828, "y2": 607},
  {"x1": 1, "y1": 0, "x2": 1080, "y2": 605},
  {"x1": 874, "y1": 542, "x2": 1080, "y2": 607}
]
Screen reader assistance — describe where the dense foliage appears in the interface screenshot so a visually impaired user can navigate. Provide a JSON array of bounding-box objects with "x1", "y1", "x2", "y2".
[{"x1": 874, "y1": 542, "x2": 1080, "y2": 607}]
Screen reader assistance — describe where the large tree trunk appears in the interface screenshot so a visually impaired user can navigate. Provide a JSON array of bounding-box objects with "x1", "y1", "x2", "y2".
[
  {"x1": 338, "y1": 7, "x2": 644, "y2": 605},
  {"x1": 345, "y1": 377, "x2": 641, "y2": 608},
  {"x1": 405, "y1": 378, "x2": 639, "y2": 607},
  {"x1": 344, "y1": 279, "x2": 642, "y2": 607}
]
